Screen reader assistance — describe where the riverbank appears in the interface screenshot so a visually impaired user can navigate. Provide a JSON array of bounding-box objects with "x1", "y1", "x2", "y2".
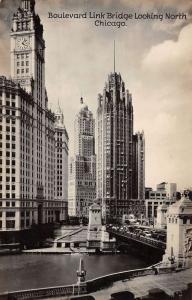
[
  {"x1": 22, "y1": 247, "x2": 119, "y2": 255},
  {"x1": 90, "y1": 267, "x2": 192, "y2": 299},
  {"x1": 22, "y1": 248, "x2": 95, "y2": 254},
  {"x1": 37, "y1": 267, "x2": 192, "y2": 300}
]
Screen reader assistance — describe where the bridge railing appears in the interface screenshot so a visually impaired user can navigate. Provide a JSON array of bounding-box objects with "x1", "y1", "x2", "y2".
[
  {"x1": 0, "y1": 284, "x2": 87, "y2": 300},
  {"x1": 107, "y1": 229, "x2": 166, "y2": 250},
  {"x1": 86, "y1": 266, "x2": 172, "y2": 293}
]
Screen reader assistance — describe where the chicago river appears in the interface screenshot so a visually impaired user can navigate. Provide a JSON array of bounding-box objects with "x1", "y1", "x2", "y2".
[{"x1": 0, "y1": 254, "x2": 148, "y2": 293}]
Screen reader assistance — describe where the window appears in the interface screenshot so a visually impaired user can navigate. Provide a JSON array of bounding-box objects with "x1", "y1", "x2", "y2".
[
  {"x1": 6, "y1": 220, "x2": 15, "y2": 229},
  {"x1": 6, "y1": 211, "x2": 15, "y2": 218}
]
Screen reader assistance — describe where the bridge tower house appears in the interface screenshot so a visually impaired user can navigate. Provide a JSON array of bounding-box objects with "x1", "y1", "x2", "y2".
[{"x1": 163, "y1": 195, "x2": 192, "y2": 269}]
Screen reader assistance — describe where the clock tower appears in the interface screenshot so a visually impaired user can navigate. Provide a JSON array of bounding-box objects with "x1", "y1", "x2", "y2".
[{"x1": 11, "y1": 0, "x2": 45, "y2": 105}]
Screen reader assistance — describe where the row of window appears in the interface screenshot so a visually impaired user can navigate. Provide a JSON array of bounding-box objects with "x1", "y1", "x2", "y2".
[
  {"x1": 17, "y1": 68, "x2": 29, "y2": 74},
  {"x1": 16, "y1": 53, "x2": 29, "y2": 60},
  {"x1": 0, "y1": 109, "x2": 16, "y2": 116},
  {"x1": 0, "y1": 193, "x2": 16, "y2": 199},
  {"x1": 0, "y1": 143, "x2": 16, "y2": 149},
  {"x1": 0, "y1": 201, "x2": 15, "y2": 207},
  {"x1": 0, "y1": 101, "x2": 16, "y2": 107},
  {"x1": 0, "y1": 119, "x2": 16, "y2": 124},
  {"x1": 0, "y1": 92, "x2": 16, "y2": 99}
]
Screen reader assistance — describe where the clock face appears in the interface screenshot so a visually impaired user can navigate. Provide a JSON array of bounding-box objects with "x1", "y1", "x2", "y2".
[{"x1": 16, "y1": 37, "x2": 30, "y2": 50}]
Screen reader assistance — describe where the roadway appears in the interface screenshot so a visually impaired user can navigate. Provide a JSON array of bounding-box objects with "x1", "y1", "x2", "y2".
[{"x1": 107, "y1": 228, "x2": 166, "y2": 251}]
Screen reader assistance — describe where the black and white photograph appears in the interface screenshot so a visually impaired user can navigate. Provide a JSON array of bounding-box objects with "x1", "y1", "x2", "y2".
[{"x1": 0, "y1": 0, "x2": 192, "y2": 299}]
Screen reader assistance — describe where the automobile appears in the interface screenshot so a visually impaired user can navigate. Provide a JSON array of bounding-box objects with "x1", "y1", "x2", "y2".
[
  {"x1": 145, "y1": 232, "x2": 152, "y2": 237},
  {"x1": 143, "y1": 230, "x2": 152, "y2": 237}
]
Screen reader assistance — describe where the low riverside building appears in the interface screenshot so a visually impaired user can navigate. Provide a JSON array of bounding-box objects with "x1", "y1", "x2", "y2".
[
  {"x1": 54, "y1": 202, "x2": 116, "y2": 253},
  {"x1": 145, "y1": 182, "x2": 177, "y2": 220}
]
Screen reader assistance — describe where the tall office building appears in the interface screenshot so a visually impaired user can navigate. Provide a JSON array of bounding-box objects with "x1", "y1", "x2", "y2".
[
  {"x1": 132, "y1": 131, "x2": 145, "y2": 215},
  {"x1": 133, "y1": 131, "x2": 145, "y2": 200},
  {"x1": 68, "y1": 98, "x2": 96, "y2": 218},
  {"x1": 54, "y1": 105, "x2": 69, "y2": 222},
  {"x1": 0, "y1": 0, "x2": 68, "y2": 238},
  {"x1": 97, "y1": 72, "x2": 134, "y2": 221}
]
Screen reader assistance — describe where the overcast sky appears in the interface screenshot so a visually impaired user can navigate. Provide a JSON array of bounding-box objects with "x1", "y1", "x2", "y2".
[{"x1": 0, "y1": 0, "x2": 192, "y2": 190}]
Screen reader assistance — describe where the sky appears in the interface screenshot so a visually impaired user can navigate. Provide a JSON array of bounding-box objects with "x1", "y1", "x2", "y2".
[{"x1": 0, "y1": 0, "x2": 192, "y2": 190}]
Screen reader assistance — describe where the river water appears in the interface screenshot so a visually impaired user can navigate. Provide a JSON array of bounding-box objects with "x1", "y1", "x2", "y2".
[{"x1": 0, "y1": 254, "x2": 149, "y2": 293}]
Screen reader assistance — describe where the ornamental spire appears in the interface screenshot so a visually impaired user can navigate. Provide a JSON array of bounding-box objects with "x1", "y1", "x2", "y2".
[
  {"x1": 21, "y1": 0, "x2": 35, "y2": 12},
  {"x1": 114, "y1": 40, "x2": 116, "y2": 73}
]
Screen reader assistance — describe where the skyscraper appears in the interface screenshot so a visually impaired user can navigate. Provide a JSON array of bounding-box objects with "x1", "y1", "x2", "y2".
[
  {"x1": 0, "y1": 0, "x2": 68, "y2": 238},
  {"x1": 97, "y1": 72, "x2": 134, "y2": 221},
  {"x1": 54, "y1": 105, "x2": 69, "y2": 222},
  {"x1": 68, "y1": 98, "x2": 96, "y2": 218},
  {"x1": 132, "y1": 131, "x2": 145, "y2": 216}
]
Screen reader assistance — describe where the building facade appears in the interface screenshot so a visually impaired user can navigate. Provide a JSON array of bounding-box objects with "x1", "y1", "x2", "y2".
[
  {"x1": 54, "y1": 106, "x2": 69, "y2": 222},
  {"x1": 0, "y1": 0, "x2": 68, "y2": 236},
  {"x1": 132, "y1": 131, "x2": 145, "y2": 216},
  {"x1": 68, "y1": 98, "x2": 96, "y2": 218},
  {"x1": 97, "y1": 72, "x2": 144, "y2": 221},
  {"x1": 145, "y1": 182, "x2": 177, "y2": 219}
]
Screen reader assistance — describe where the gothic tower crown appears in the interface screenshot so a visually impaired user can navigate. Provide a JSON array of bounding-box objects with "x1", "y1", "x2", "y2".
[{"x1": 21, "y1": 0, "x2": 35, "y2": 12}]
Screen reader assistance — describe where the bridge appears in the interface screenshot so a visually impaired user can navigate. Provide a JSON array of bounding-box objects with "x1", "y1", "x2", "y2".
[{"x1": 107, "y1": 229, "x2": 166, "y2": 252}]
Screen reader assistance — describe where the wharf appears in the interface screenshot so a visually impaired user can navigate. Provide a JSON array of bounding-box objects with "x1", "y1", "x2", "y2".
[{"x1": 22, "y1": 247, "x2": 96, "y2": 254}]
